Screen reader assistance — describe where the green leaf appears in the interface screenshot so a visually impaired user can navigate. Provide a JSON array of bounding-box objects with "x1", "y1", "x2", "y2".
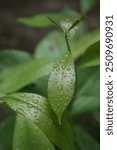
[
  {"x1": 0, "y1": 50, "x2": 32, "y2": 72},
  {"x1": 79, "y1": 41, "x2": 100, "y2": 67},
  {"x1": 68, "y1": 16, "x2": 85, "y2": 32},
  {"x1": 13, "y1": 114, "x2": 55, "y2": 150},
  {"x1": 0, "y1": 117, "x2": 15, "y2": 150},
  {"x1": 71, "y1": 66, "x2": 99, "y2": 116},
  {"x1": 34, "y1": 31, "x2": 67, "y2": 61},
  {"x1": 48, "y1": 52, "x2": 76, "y2": 121},
  {"x1": 0, "y1": 59, "x2": 54, "y2": 94},
  {"x1": 80, "y1": 0, "x2": 97, "y2": 13},
  {"x1": 72, "y1": 29, "x2": 100, "y2": 59},
  {"x1": 74, "y1": 126, "x2": 99, "y2": 150},
  {"x1": 3, "y1": 93, "x2": 73, "y2": 150},
  {"x1": 18, "y1": 9, "x2": 78, "y2": 28}
]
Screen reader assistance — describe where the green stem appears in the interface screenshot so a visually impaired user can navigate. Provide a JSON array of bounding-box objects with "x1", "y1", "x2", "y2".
[{"x1": 65, "y1": 32, "x2": 71, "y2": 52}]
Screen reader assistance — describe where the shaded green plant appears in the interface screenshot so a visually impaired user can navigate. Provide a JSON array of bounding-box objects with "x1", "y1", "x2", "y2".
[{"x1": 0, "y1": 9, "x2": 100, "y2": 150}]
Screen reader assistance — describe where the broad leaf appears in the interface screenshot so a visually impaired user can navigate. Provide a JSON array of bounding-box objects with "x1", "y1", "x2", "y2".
[
  {"x1": 74, "y1": 126, "x2": 99, "y2": 150},
  {"x1": 72, "y1": 29, "x2": 100, "y2": 59},
  {"x1": 3, "y1": 93, "x2": 73, "y2": 150},
  {"x1": 48, "y1": 52, "x2": 76, "y2": 121},
  {"x1": 0, "y1": 50, "x2": 32, "y2": 72},
  {"x1": 0, "y1": 59, "x2": 54, "y2": 94},
  {"x1": 71, "y1": 66, "x2": 99, "y2": 116},
  {"x1": 0, "y1": 117, "x2": 15, "y2": 150},
  {"x1": 13, "y1": 114, "x2": 55, "y2": 150},
  {"x1": 18, "y1": 9, "x2": 78, "y2": 28},
  {"x1": 79, "y1": 41, "x2": 100, "y2": 67},
  {"x1": 34, "y1": 31, "x2": 67, "y2": 61}
]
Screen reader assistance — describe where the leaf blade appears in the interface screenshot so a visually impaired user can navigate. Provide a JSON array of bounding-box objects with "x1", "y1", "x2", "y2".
[
  {"x1": 48, "y1": 52, "x2": 76, "y2": 120},
  {"x1": 13, "y1": 114, "x2": 55, "y2": 150},
  {"x1": 3, "y1": 93, "x2": 73, "y2": 150}
]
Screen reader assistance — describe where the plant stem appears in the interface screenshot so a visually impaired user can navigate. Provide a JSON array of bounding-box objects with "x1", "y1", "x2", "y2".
[{"x1": 65, "y1": 32, "x2": 71, "y2": 52}]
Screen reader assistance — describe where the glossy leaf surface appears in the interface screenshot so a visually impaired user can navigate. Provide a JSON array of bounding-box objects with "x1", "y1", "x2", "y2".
[
  {"x1": 13, "y1": 114, "x2": 55, "y2": 150},
  {"x1": 3, "y1": 93, "x2": 73, "y2": 150},
  {"x1": 48, "y1": 52, "x2": 76, "y2": 120}
]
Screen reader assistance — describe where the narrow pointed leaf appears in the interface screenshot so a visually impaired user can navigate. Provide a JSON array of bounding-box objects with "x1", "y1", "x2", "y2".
[
  {"x1": 68, "y1": 16, "x2": 85, "y2": 32},
  {"x1": 48, "y1": 52, "x2": 76, "y2": 120},
  {"x1": 3, "y1": 93, "x2": 73, "y2": 150},
  {"x1": 13, "y1": 114, "x2": 55, "y2": 150}
]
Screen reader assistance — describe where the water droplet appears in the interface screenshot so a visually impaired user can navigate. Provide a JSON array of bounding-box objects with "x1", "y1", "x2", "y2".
[
  {"x1": 60, "y1": 59, "x2": 65, "y2": 63},
  {"x1": 33, "y1": 100, "x2": 38, "y2": 104},
  {"x1": 27, "y1": 103, "x2": 33, "y2": 108},
  {"x1": 62, "y1": 65, "x2": 66, "y2": 70},
  {"x1": 16, "y1": 108, "x2": 25, "y2": 115},
  {"x1": 67, "y1": 67, "x2": 71, "y2": 71},
  {"x1": 56, "y1": 67, "x2": 59, "y2": 71},
  {"x1": 54, "y1": 64, "x2": 58, "y2": 68},
  {"x1": 58, "y1": 85, "x2": 63, "y2": 90}
]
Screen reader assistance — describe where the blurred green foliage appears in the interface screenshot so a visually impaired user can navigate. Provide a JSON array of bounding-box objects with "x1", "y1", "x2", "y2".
[{"x1": 0, "y1": 8, "x2": 99, "y2": 150}]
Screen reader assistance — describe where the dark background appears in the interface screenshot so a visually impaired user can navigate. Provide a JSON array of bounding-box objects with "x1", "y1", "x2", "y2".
[{"x1": 0, "y1": 0, "x2": 100, "y2": 52}]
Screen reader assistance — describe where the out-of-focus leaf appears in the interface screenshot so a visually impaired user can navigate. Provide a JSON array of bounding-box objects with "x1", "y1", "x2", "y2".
[
  {"x1": 79, "y1": 41, "x2": 100, "y2": 67},
  {"x1": 18, "y1": 9, "x2": 78, "y2": 28},
  {"x1": 34, "y1": 29, "x2": 99, "y2": 65},
  {"x1": 72, "y1": 29, "x2": 100, "y2": 59},
  {"x1": 34, "y1": 32, "x2": 67, "y2": 60},
  {"x1": 3, "y1": 93, "x2": 73, "y2": 150},
  {"x1": 48, "y1": 52, "x2": 76, "y2": 121},
  {"x1": 80, "y1": 0, "x2": 97, "y2": 13},
  {"x1": 13, "y1": 114, "x2": 55, "y2": 150},
  {"x1": 0, "y1": 30, "x2": 99, "y2": 95},
  {"x1": 0, "y1": 59, "x2": 54, "y2": 94},
  {"x1": 71, "y1": 66, "x2": 99, "y2": 116},
  {"x1": 0, "y1": 50, "x2": 32, "y2": 72},
  {"x1": 74, "y1": 126, "x2": 99, "y2": 150},
  {"x1": 0, "y1": 117, "x2": 15, "y2": 150}
]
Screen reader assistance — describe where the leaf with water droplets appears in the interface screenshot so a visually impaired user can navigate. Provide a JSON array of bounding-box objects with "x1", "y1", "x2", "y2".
[
  {"x1": 13, "y1": 114, "x2": 55, "y2": 150},
  {"x1": 3, "y1": 93, "x2": 73, "y2": 150},
  {"x1": 48, "y1": 52, "x2": 76, "y2": 121}
]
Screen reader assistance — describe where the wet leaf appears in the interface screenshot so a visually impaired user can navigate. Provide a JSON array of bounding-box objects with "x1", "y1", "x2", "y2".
[
  {"x1": 13, "y1": 114, "x2": 55, "y2": 150},
  {"x1": 3, "y1": 93, "x2": 73, "y2": 150},
  {"x1": 48, "y1": 52, "x2": 76, "y2": 120}
]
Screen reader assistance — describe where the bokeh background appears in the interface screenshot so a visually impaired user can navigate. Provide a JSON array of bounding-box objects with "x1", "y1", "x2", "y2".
[{"x1": 0, "y1": 0, "x2": 99, "y2": 52}]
